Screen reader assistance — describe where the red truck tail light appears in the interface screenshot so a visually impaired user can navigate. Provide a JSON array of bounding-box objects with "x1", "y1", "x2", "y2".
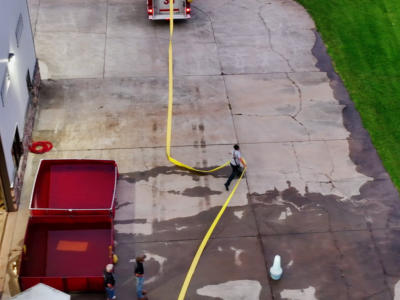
[
  {"x1": 186, "y1": 2, "x2": 191, "y2": 14},
  {"x1": 147, "y1": 0, "x2": 153, "y2": 15}
]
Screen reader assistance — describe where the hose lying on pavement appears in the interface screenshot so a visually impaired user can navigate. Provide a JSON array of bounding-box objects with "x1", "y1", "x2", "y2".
[{"x1": 164, "y1": 3, "x2": 247, "y2": 300}]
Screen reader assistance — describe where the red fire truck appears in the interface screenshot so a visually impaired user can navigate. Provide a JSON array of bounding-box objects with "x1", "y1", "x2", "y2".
[{"x1": 147, "y1": 0, "x2": 191, "y2": 20}]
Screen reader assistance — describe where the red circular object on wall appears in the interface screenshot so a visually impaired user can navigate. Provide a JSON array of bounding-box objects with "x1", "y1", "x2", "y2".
[{"x1": 29, "y1": 141, "x2": 53, "y2": 154}]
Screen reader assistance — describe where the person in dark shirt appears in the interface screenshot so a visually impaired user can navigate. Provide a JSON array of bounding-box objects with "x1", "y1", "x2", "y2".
[
  {"x1": 135, "y1": 255, "x2": 147, "y2": 299},
  {"x1": 224, "y1": 144, "x2": 247, "y2": 191},
  {"x1": 104, "y1": 264, "x2": 116, "y2": 300}
]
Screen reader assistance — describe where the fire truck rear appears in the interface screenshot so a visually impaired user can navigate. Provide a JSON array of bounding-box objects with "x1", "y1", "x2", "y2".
[{"x1": 147, "y1": 0, "x2": 191, "y2": 20}]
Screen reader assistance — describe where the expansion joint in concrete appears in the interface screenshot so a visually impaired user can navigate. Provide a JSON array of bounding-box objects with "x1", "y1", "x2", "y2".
[
  {"x1": 221, "y1": 72, "x2": 240, "y2": 146},
  {"x1": 129, "y1": 228, "x2": 398, "y2": 244},
  {"x1": 48, "y1": 71, "x2": 328, "y2": 81},
  {"x1": 232, "y1": 113, "x2": 274, "y2": 118},
  {"x1": 290, "y1": 142, "x2": 303, "y2": 180},
  {"x1": 323, "y1": 140, "x2": 336, "y2": 178},
  {"x1": 321, "y1": 174, "x2": 336, "y2": 190},
  {"x1": 330, "y1": 230, "x2": 351, "y2": 298},
  {"x1": 35, "y1": 30, "x2": 107, "y2": 35},
  {"x1": 366, "y1": 222, "x2": 393, "y2": 297},
  {"x1": 127, "y1": 234, "x2": 261, "y2": 245},
  {"x1": 103, "y1": 0, "x2": 109, "y2": 79},
  {"x1": 257, "y1": 228, "x2": 385, "y2": 237},
  {"x1": 316, "y1": 198, "x2": 352, "y2": 298},
  {"x1": 45, "y1": 137, "x2": 371, "y2": 154}
]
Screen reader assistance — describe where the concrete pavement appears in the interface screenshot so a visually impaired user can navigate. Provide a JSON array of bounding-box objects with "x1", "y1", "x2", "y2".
[{"x1": 3, "y1": 0, "x2": 398, "y2": 299}]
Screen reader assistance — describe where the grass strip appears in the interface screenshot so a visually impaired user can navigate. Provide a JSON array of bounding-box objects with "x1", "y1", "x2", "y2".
[{"x1": 296, "y1": 0, "x2": 400, "y2": 190}]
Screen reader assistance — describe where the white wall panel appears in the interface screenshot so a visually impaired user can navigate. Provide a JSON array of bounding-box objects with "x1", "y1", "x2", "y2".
[{"x1": 0, "y1": 0, "x2": 36, "y2": 184}]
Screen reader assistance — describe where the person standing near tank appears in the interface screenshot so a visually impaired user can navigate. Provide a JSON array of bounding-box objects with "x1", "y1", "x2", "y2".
[
  {"x1": 104, "y1": 264, "x2": 116, "y2": 300},
  {"x1": 135, "y1": 255, "x2": 147, "y2": 299},
  {"x1": 224, "y1": 144, "x2": 246, "y2": 191}
]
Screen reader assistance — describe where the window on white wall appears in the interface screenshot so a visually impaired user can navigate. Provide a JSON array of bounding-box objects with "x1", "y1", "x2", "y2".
[
  {"x1": 1, "y1": 68, "x2": 10, "y2": 107},
  {"x1": 15, "y1": 14, "x2": 23, "y2": 47},
  {"x1": 12, "y1": 128, "x2": 23, "y2": 174}
]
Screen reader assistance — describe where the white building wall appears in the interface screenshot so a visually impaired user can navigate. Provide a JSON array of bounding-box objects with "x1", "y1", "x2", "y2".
[{"x1": 0, "y1": 0, "x2": 37, "y2": 185}]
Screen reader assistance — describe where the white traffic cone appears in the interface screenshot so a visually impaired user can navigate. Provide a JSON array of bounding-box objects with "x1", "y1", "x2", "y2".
[{"x1": 270, "y1": 255, "x2": 282, "y2": 280}]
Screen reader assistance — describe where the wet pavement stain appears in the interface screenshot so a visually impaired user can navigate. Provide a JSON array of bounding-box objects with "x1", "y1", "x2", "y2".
[
  {"x1": 112, "y1": 230, "x2": 272, "y2": 299},
  {"x1": 180, "y1": 186, "x2": 222, "y2": 197},
  {"x1": 115, "y1": 203, "x2": 257, "y2": 244},
  {"x1": 249, "y1": 185, "x2": 366, "y2": 234},
  {"x1": 200, "y1": 137, "x2": 206, "y2": 148},
  {"x1": 166, "y1": 189, "x2": 181, "y2": 195},
  {"x1": 249, "y1": 184, "x2": 400, "y2": 298},
  {"x1": 281, "y1": 186, "x2": 312, "y2": 208},
  {"x1": 38, "y1": 80, "x2": 66, "y2": 109}
]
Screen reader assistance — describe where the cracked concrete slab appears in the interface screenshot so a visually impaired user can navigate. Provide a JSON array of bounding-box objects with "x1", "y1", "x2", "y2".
[
  {"x1": 296, "y1": 107, "x2": 350, "y2": 141},
  {"x1": 218, "y1": 36, "x2": 292, "y2": 74},
  {"x1": 225, "y1": 74, "x2": 300, "y2": 116},
  {"x1": 258, "y1": 0, "x2": 315, "y2": 31},
  {"x1": 234, "y1": 115, "x2": 309, "y2": 143},
  {"x1": 32, "y1": 77, "x2": 236, "y2": 149},
  {"x1": 288, "y1": 71, "x2": 337, "y2": 102},
  {"x1": 242, "y1": 142, "x2": 301, "y2": 193},
  {"x1": 197, "y1": 0, "x2": 260, "y2": 22},
  {"x1": 269, "y1": 29, "x2": 318, "y2": 72},
  {"x1": 212, "y1": 17, "x2": 268, "y2": 42},
  {"x1": 293, "y1": 140, "x2": 372, "y2": 184}
]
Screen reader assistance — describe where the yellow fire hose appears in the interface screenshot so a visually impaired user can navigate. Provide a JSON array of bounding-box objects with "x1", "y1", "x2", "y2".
[{"x1": 166, "y1": 2, "x2": 247, "y2": 299}]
